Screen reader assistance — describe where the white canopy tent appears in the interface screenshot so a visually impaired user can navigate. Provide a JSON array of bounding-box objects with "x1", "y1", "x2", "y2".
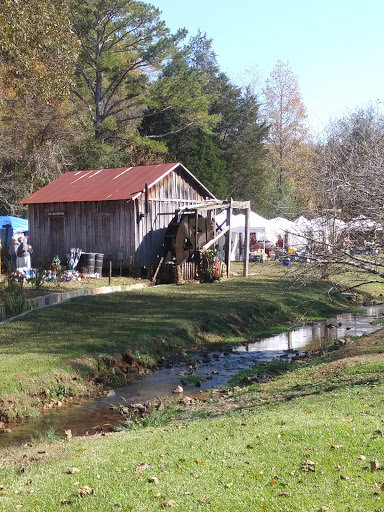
[
  {"x1": 346, "y1": 215, "x2": 382, "y2": 233},
  {"x1": 265, "y1": 217, "x2": 295, "y2": 247},
  {"x1": 290, "y1": 216, "x2": 313, "y2": 248},
  {"x1": 215, "y1": 211, "x2": 270, "y2": 261}
]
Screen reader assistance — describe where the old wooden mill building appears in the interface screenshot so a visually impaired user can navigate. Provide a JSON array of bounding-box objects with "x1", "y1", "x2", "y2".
[
  {"x1": 21, "y1": 162, "x2": 251, "y2": 277},
  {"x1": 21, "y1": 163, "x2": 220, "y2": 274}
]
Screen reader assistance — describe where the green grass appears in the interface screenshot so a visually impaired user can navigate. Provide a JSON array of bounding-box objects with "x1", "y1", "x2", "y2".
[
  {"x1": 2, "y1": 331, "x2": 384, "y2": 510},
  {"x1": 0, "y1": 275, "x2": 140, "y2": 299},
  {"x1": 180, "y1": 374, "x2": 206, "y2": 386},
  {"x1": 0, "y1": 265, "x2": 347, "y2": 396}
]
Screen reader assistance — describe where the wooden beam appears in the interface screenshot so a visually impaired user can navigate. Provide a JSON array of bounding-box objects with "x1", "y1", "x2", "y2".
[
  {"x1": 232, "y1": 200, "x2": 251, "y2": 210},
  {"x1": 243, "y1": 205, "x2": 250, "y2": 277},
  {"x1": 201, "y1": 226, "x2": 230, "y2": 251},
  {"x1": 145, "y1": 183, "x2": 149, "y2": 215},
  {"x1": 148, "y1": 198, "x2": 209, "y2": 204},
  {"x1": 152, "y1": 256, "x2": 164, "y2": 284},
  {"x1": 225, "y1": 199, "x2": 233, "y2": 277},
  {"x1": 194, "y1": 209, "x2": 198, "y2": 251}
]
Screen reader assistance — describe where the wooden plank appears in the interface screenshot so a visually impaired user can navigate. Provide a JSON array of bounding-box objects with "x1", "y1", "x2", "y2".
[
  {"x1": 244, "y1": 206, "x2": 250, "y2": 277},
  {"x1": 232, "y1": 200, "x2": 251, "y2": 210},
  {"x1": 152, "y1": 256, "x2": 164, "y2": 283},
  {"x1": 201, "y1": 226, "x2": 229, "y2": 250},
  {"x1": 225, "y1": 200, "x2": 232, "y2": 277}
]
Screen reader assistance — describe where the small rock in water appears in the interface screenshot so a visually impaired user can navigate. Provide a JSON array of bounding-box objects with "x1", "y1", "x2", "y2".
[{"x1": 173, "y1": 386, "x2": 183, "y2": 394}]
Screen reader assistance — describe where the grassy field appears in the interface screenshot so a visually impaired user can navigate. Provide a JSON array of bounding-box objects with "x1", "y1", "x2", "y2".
[
  {"x1": 0, "y1": 265, "x2": 350, "y2": 396},
  {"x1": 1, "y1": 325, "x2": 384, "y2": 510}
]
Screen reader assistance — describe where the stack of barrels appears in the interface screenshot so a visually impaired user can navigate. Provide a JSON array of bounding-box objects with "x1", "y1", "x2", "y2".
[{"x1": 79, "y1": 252, "x2": 104, "y2": 276}]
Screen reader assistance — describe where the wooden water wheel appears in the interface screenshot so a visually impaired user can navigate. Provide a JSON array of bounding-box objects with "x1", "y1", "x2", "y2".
[{"x1": 163, "y1": 213, "x2": 214, "y2": 264}]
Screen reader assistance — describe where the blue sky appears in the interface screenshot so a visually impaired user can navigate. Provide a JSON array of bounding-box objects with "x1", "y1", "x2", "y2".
[{"x1": 151, "y1": 0, "x2": 384, "y2": 135}]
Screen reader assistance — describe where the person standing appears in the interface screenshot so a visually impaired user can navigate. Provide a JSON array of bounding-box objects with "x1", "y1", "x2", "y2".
[
  {"x1": 17, "y1": 236, "x2": 31, "y2": 269},
  {"x1": 8, "y1": 235, "x2": 20, "y2": 271}
]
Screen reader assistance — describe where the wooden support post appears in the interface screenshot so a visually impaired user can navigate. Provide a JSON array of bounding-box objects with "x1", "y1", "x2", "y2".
[
  {"x1": 244, "y1": 205, "x2": 250, "y2": 277},
  {"x1": 152, "y1": 256, "x2": 164, "y2": 284},
  {"x1": 109, "y1": 261, "x2": 112, "y2": 285},
  {"x1": 201, "y1": 226, "x2": 229, "y2": 251},
  {"x1": 225, "y1": 199, "x2": 232, "y2": 278},
  {"x1": 145, "y1": 183, "x2": 149, "y2": 215},
  {"x1": 194, "y1": 209, "x2": 198, "y2": 251}
]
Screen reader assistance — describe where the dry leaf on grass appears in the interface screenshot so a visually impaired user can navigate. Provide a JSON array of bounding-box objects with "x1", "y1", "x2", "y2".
[
  {"x1": 301, "y1": 460, "x2": 316, "y2": 472},
  {"x1": 60, "y1": 499, "x2": 73, "y2": 505},
  {"x1": 194, "y1": 459, "x2": 210, "y2": 466},
  {"x1": 136, "y1": 462, "x2": 150, "y2": 472},
  {"x1": 148, "y1": 476, "x2": 159, "y2": 484},
  {"x1": 67, "y1": 467, "x2": 80, "y2": 474},
  {"x1": 162, "y1": 499, "x2": 175, "y2": 507},
  {"x1": 371, "y1": 460, "x2": 380, "y2": 472},
  {"x1": 77, "y1": 486, "x2": 94, "y2": 497}
]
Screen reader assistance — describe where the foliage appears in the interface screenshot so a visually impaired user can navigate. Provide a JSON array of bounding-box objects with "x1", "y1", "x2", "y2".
[
  {"x1": 0, "y1": 0, "x2": 78, "y2": 102},
  {"x1": 0, "y1": 278, "x2": 29, "y2": 317},
  {"x1": 170, "y1": 130, "x2": 228, "y2": 198},
  {"x1": 200, "y1": 248, "x2": 221, "y2": 282},
  {"x1": 262, "y1": 60, "x2": 314, "y2": 215},
  {"x1": 29, "y1": 256, "x2": 48, "y2": 290},
  {"x1": 312, "y1": 104, "x2": 384, "y2": 222},
  {"x1": 70, "y1": 0, "x2": 187, "y2": 140},
  {"x1": 141, "y1": 32, "x2": 268, "y2": 203},
  {"x1": 223, "y1": 87, "x2": 269, "y2": 210},
  {"x1": 180, "y1": 374, "x2": 206, "y2": 386},
  {"x1": 118, "y1": 404, "x2": 177, "y2": 430}
]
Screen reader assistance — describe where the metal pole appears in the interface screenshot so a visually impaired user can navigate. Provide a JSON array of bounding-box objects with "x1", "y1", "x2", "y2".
[{"x1": 109, "y1": 261, "x2": 112, "y2": 285}]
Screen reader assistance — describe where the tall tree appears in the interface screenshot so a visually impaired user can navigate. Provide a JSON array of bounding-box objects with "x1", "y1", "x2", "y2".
[
  {"x1": 70, "y1": 0, "x2": 215, "y2": 147},
  {"x1": 312, "y1": 105, "x2": 384, "y2": 222},
  {"x1": 262, "y1": 60, "x2": 313, "y2": 215},
  {"x1": 222, "y1": 87, "x2": 269, "y2": 209},
  {"x1": 0, "y1": 0, "x2": 79, "y2": 213},
  {"x1": 292, "y1": 106, "x2": 384, "y2": 284},
  {"x1": 141, "y1": 32, "x2": 268, "y2": 202},
  {"x1": 0, "y1": 0, "x2": 78, "y2": 102}
]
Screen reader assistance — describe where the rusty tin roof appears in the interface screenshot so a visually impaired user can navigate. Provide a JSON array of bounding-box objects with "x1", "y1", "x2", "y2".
[{"x1": 20, "y1": 163, "x2": 215, "y2": 204}]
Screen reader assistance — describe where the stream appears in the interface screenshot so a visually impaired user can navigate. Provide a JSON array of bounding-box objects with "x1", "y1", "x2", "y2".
[{"x1": 1, "y1": 304, "x2": 384, "y2": 449}]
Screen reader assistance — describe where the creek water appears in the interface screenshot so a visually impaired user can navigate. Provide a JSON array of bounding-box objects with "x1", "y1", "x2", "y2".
[{"x1": 1, "y1": 304, "x2": 384, "y2": 449}]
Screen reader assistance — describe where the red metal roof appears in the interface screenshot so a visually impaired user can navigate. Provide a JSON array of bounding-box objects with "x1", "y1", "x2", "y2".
[{"x1": 20, "y1": 163, "x2": 214, "y2": 204}]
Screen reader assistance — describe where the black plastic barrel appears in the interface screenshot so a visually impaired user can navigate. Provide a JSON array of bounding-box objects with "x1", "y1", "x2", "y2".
[
  {"x1": 95, "y1": 253, "x2": 104, "y2": 276},
  {"x1": 79, "y1": 252, "x2": 96, "y2": 274}
]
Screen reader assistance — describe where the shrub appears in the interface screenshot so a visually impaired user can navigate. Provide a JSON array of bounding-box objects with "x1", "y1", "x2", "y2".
[{"x1": 0, "y1": 279, "x2": 29, "y2": 317}]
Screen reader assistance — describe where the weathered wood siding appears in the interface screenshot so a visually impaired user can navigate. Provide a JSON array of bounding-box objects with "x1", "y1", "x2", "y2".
[
  {"x1": 29, "y1": 199, "x2": 135, "y2": 269},
  {"x1": 134, "y1": 166, "x2": 208, "y2": 267},
  {"x1": 28, "y1": 165, "x2": 210, "y2": 270}
]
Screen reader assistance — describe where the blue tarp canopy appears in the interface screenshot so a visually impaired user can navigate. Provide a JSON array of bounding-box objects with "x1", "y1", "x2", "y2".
[
  {"x1": 0, "y1": 216, "x2": 28, "y2": 247},
  {"x1": 0, "y1": 216, "x2": 28, "y2": 232}
]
